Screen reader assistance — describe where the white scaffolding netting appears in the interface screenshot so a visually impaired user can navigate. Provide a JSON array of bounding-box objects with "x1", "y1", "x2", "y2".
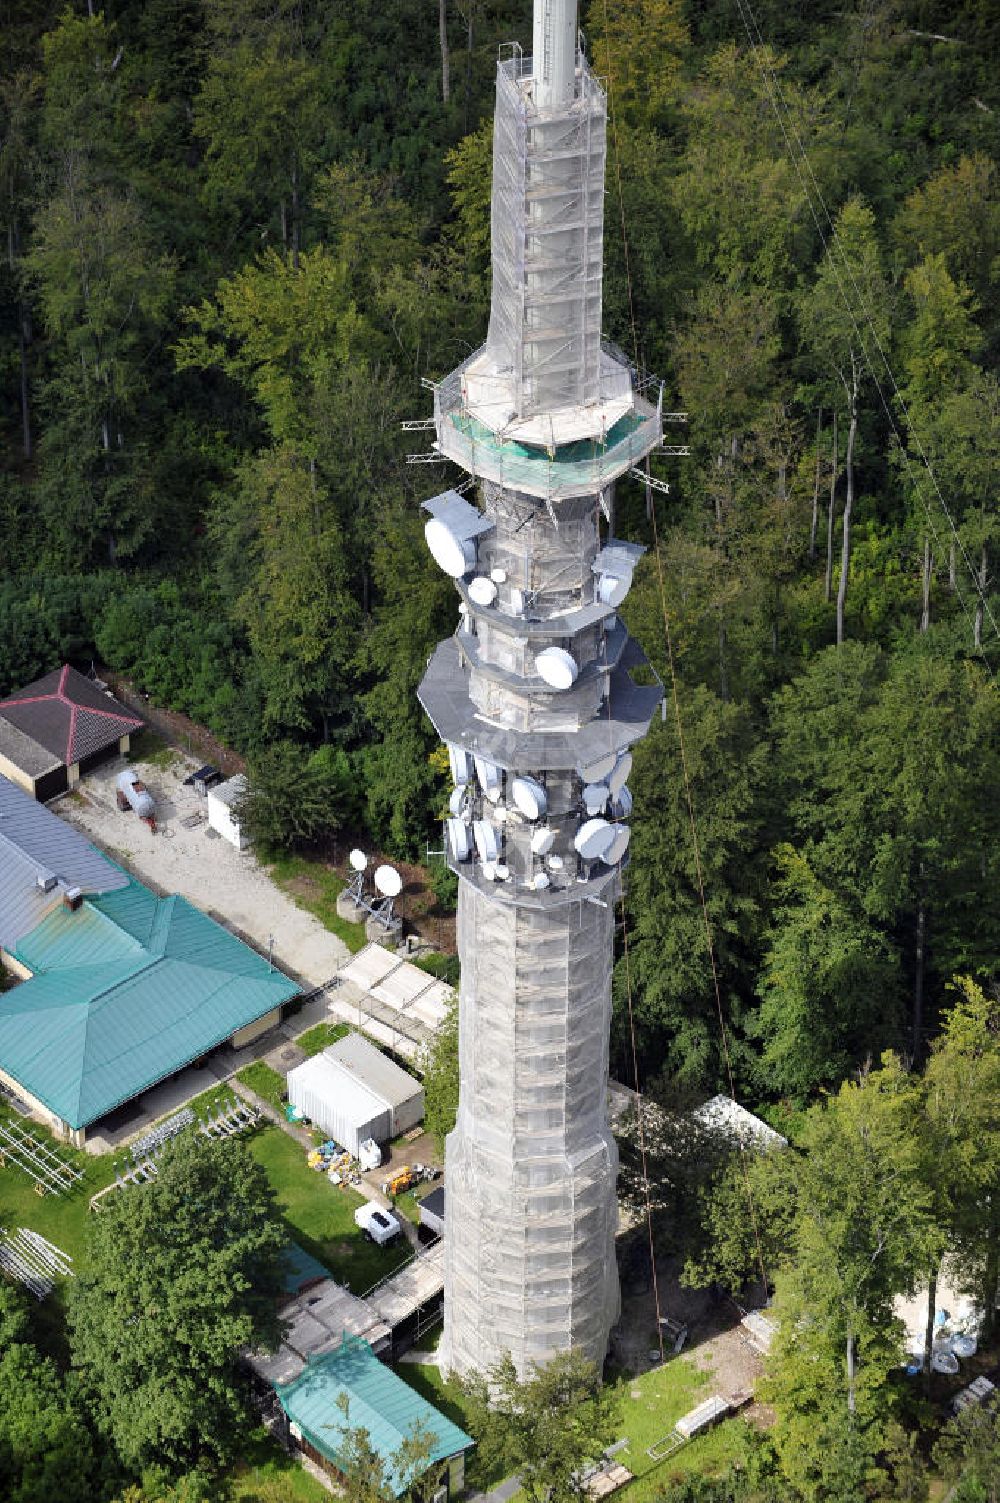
[{"x1": 440, "y1": 882, "x2": 619, "y2": 1375}]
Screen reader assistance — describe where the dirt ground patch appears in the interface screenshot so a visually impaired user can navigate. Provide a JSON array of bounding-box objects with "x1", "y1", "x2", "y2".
[{"x1": 55, "y1": 750, "x2": 351, "y2": 988}]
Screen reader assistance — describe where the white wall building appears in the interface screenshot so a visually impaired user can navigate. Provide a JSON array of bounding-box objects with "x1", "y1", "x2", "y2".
[
  {"x1": 286, "y1": 1032, "x2": 424, "y2": 1155},
  {"x1": 207, "y1": 774, "x2": 249, "y2": 850}
]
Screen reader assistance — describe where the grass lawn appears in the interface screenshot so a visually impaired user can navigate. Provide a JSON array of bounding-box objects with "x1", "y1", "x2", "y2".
[
  {"x1": 246, "y1": 1124, "x2": 411, "y2": 1294},
  {"x1": 265, "y1": 853, "x2": 368, "y2": 954},
  {"x1": 0, "y1": 1108, "x2": 117, "y2": 1267},
  {"x1": 229, "y1": 1427, "x2": 330, "y2": 1503},
  {"x1": 127, "y1": 728, "x2": 180, "y2": 770},
  {"x1": 397, "y1": 1362, "x2": 508, "y2": 1492},
  {"x1": 238, "y1": 1061, "x2": 289, "y2": 1114},
  {"x1": 295, "y1": 1020, "x2": 350, "y2": 1057}
]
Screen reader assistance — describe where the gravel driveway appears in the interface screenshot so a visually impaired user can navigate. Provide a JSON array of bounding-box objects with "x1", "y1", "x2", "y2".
[{"x1": 54, "y1": 750, "x2": 350, "y2": 988}]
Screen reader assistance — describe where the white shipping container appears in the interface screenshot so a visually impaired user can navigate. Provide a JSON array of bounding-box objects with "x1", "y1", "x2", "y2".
[{"x1": 287, "y1": 1053, "x2": 392, "y2": 1155}]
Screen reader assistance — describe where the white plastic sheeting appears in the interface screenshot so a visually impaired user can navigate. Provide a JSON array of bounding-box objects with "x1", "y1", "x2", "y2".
[{"x1": 439, "y1": 882, "x2": 619, "y2": 1375}]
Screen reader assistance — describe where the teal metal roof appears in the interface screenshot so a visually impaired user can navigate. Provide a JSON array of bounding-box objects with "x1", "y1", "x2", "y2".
[
  {"x1": 0, "y1": 878, "x2": 299, "y2": 1129},
  {"x1": 276, "y1": 1335, "x2": 472, "y2": 1496}
]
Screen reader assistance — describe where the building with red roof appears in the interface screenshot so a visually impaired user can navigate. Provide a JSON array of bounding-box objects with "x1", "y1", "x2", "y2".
[{"x1": 0, "y1": 665, "x2": 143, "y2": 800}]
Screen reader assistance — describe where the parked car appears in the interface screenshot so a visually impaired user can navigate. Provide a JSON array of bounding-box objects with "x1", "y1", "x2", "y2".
[{"x1": 354, "y1": 1202, "x2": 402, "y2": 1246}]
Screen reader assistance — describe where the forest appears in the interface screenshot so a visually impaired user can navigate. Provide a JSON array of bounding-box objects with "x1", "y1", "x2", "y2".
[
  {"x1": 1, "y1": 0, "x2": 1000, "y2": 1496},
  {"x1": 5, "y1": 0, "x2": 1000, "y2": 1105}
]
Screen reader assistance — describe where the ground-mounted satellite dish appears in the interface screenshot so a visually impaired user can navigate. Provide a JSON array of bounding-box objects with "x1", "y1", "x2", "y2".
[
  {"x1": 349, "y1": 848, "x2": 368, "y2": 873},
  {"x1": 579, "y1": 751, "x2": 617, "y2": 783},
  {"x1": 531, "y1": 826, "x2": 555, "y2": 856},
  {"x1": 474, "y1": 756, "x2": 501, "y2": 801},
  {"x1": 582, "y1": 783, "x2": 608, "y2": 816},
  {"x1": 448, "y1": 744, "x2": 471, "y2": 786},
  {"x1": 597, "y1": 571, "x2": 633, "y2": 607},
  {"x1": 511, "y1": 777, "x2": 547, "y2": 821},
  {"x1": 490, "y1": 568, "x2": 507, "y2": 584},
  {"x1": 425, "y1": 517, "x2": 477, "y2": 578},
  {"x1": 608, "y1": 751, "x2": 633, "y2": 796},
  {"x1": 449, "y1": 787, "x2": 466, "y2": 817},
  {"x1": 531, "y1": 871, "x2": 550, "y2": 891},
  {"x1": 374, "y1": 864, "x2": 403, "y2": 898},
  {"x1": 610, "y1": 785, "x2": 633, "y2": 819},
  {"x1": 574, "y1": 818, "x2": 615, "y2": 861},
  {"x1": 535, "y1": 646, "x2": 578, "y2": 690},
  {"x1": 473, "y1": 820, "x2": 499, "y2": 863},
  {"x1": 604, "y1": 825, "x2": 631, "y2": 865},
  {"x1": 547, "y1": 853, "x2": 565, "y2": 872},
  {"x1": 510, "y1": 589, "x2": 525, "y2": 616},
  {"x1": 447, "y1": 819, "x2": 471, "y2": 862},
  {"x1": 468, "y1": 575, "x2": 498, "y2": 607}
]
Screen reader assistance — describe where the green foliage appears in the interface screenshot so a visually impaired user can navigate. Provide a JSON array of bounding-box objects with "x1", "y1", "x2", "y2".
[
  {"x1": 421, "y1": 997, "x2": 459, "y2": 1154},
  {"x1": 457, "y1": 1349, "x2": 619, "y2": 1503},
  {"x1": 0, "y1": 1339, "x2": 96, "y2": 1503},
  {"x1": 68, "y1": 1133, "x2": 286, "y2": 1477},
  {"x1": 239, "y1": 741, "x2": 355, "y2": 852},
  {"x1": 933, "y1": 1394, "x2": 1000, "y2": 1503}
]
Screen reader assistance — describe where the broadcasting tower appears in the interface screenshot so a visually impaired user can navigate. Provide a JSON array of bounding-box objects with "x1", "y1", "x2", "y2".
[{"x1": 417, "y1": 0, "x2": 663, "y2": 1378}]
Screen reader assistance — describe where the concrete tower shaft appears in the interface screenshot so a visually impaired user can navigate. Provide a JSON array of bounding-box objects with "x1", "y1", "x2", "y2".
[{"x1": 417, "y1": 0, "x2": 663, "y2": 1381}]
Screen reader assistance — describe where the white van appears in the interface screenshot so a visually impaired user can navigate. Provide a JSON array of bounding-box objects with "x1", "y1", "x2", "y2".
[{"x1": 354, "y1": 1202, "x2": 402, "y2": 1246}]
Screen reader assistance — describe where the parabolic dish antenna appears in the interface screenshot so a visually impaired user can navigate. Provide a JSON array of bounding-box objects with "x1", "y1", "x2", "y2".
[
  {"x1": 493, "y1": 863, "x2": 510, "y2": 882},
  {"x1": 604, "y1": 825, "x2": 631, "y2": 865},
  {"x1": 574, "y1": 818, "x2": 615, "y2": 861},
  {"x1": 531, "y1": 872, "x2": 550, "y2": 891},
  {"x1": 579, "y1": 751, "x2": 616, "y2": 783},
  {"x1": 608, "y1": 751, "x2": 633, "y2": 796},
  {"x1": 535, "y1": 646, "x2": 578, "y2": 690},
  {"x1": 547, "y1": 854, "x2": 565, "y2": 871},
  {"x1": 425, "y1": 517, "x2": 476, "y2": 578},
  {"x1": 490, "y1": 568, "x2": 507, "y2": 584},
  {"x1": 468, "y1": 575, "x2": 498, "y2": 606},
  {"x1": 530, "y1": 826, "x2": 555, "y2": 856},
  {"x1": 511, "y1": 777, "x2": 547, "y2": 820},
  {"x1": 611, "y1": 785, "x2": 633, "y2": 819},
  {"x1": 449, "y1": 786, "x2": 466, "y2": 816},
  {"x1": 473, "y1": 820, "x2": 499, "y2": 863},
  {"x1": 373, "y1": 864, "x2": 403, "y2": 898},
  {"x1": 448, "y1": 744, "x2": 471, "y2": 786},
  {"x1": 582, "y1": 783, "x2": 608, "y2": 816},
  {"x1": 474, "y1": 755, "x2": 501, "y2": 798},
  {"x1": 447, "y1": 819, "x2": 471, "y2": 862},
  {"x1": 597, "y1": 571, "x2": 632, "y2": 607},
  {"x1": 481, "y1": 860, "x2": 496, "y2": 882},
  {"x1": 349, "y1": 848, "x2": 368, "y2": 873}
]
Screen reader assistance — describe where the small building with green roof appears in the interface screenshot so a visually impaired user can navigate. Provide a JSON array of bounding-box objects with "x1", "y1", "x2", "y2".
[
  {"x1": 275, "y1": 1334, "x2": 473, "y2": 1498},
  {"x1": 0, "y1": 875, "x2": 299, "y2": 1144}
]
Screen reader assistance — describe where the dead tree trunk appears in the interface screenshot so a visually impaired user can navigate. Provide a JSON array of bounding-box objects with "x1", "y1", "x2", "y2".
[
  {"x1": 920, "y1": 536, "x2": 933, "y2": 632},
  {"x1": 439, "y1": 0, "x2": 451, "y2": 102},
  {"x1": 825, "y1": 411, "x2": 838, "y2": 603},
  {"x1": 913, "y1": 889, "x2": 926, "y2": 1059},
  {"x1": 975, "y1": 544, "x2": 988, "y2": 649},
  {"x1": 836, "y1": 390, "x2": 857, "y2": 647},
  {"x1": 809, "y1": 407, "x2": 822, "y2": 561},
  {"x1": 923, "y1": 1263, "x2": 939, "y2": 1394}
]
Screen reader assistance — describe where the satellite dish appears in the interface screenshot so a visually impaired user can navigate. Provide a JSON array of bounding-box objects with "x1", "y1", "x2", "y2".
[
  {"x1": 535, "y1": 647, "x2": 578, "y2": 690},
  {"x1": 574, "y1": 818, "x2": 615, "y2": 861},
  {"x1": 579, "y1": 752, "x2": 616, "y2": 783},
  {"x1": 531, "y1": 872, "x2": 550, "y2": 891},
  {"x1": 449, "y1": 786, "x2": 466, "y2": 816},
  {"x1": 373, "y1": 864, "x2": 403, "y2": 898},
  {"x1": 611, "y1": 785, "x2": 633, "y2": 819},
  {"x1": 468, "y1": 575, "x2": 498, "y2": 606},
  {"x1": 474, "y1": 756, "x2": 501, "y2": 799},
  {"x1": 490, "y1": 568, "x2": 507, "y2": 584},
  {"x1": 510, "y1": 589, "x2": 525, "y2": 616},
  {"x1": 447, "y1": 819, "x2": 471, "y2": 862},
  {"x1": 547, "y1": 854, "x2": 565, "y2": 871},
  {"x1": 448, "y1": 745, "x2": 471, "y2": 786},
  {"x1": 493, "y1": 862, "x2": 510, "y2": 881},
  {"x1": 481, "y1": 860, "x2": 496, "y2": 881},
  {"x1": 349, "y1": 849, "x2": 368, "y2": 873},
  {"x1": 473, "y1": 820, "x2": 499, "y2": 863},
  {"x1": 608, "y1": 751, "x2": 633, "y2": 796},
  {"x1": 582, "y1": 783, "x2": 608, "y2": 816},
  {"x1": 530, "y1": 826, "x2": 555, "y2": 856},
  {"x1": 604, "y1": 825, "x2": 631, "y2": 865},
  {"x1": 511, "y1": 777, "x2": 547, "y2": 821},
  {"x1": 597, "y1": 571, "x2": 632, "y2": 607},
  {"x1": 425, "y1": 517, "x2": 476, "y2": 577}
]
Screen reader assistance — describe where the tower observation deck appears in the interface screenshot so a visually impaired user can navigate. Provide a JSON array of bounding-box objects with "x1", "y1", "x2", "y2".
[{"x1": 417, "y1": 0, "x2": 663, "y2": 1379}]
